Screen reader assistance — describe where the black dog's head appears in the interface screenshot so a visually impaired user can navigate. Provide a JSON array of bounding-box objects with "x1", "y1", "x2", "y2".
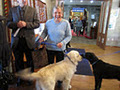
[{"x1": 81, "y1": 52, "x2": 99, "y2": 64}]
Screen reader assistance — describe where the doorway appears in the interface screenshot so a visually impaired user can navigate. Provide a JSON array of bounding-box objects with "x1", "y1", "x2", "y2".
[
  {"x1": 63, "y1": 0, "x2": 112, "y2": 49},
  {"x1": 64, "y1": 4, "x2": 100, "y2": 45}
]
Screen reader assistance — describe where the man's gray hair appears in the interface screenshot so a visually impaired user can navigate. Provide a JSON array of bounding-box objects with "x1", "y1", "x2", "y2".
[{"x1": 52, "y1": 6, "x2": 63, "y2": 14}]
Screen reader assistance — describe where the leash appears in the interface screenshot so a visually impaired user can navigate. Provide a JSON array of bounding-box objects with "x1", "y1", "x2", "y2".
[
  {"x1": 98, "y1": 51, "x2": 120, "y2": 57},
  {"x1": 64, "y1": 52, "x2": 76, "y2": 65},
  {"x1": 36, "y1": 37, "x2": 120, "y2": 58},
  {"x1": 91, "y1": 60, "x2": 100, "y2": 66},
  {"x1": 38, "y1": 41, "x2": 75, "y2": 65},
  {"x1": 40, "y1": 42, "x2": 120, "y2": 58},
  {"x1": 35, "y1": 35, "x2": 57, "y2": 46},
  {"x1": 41, "y1": 42, "x2": 57, "y2": 46},
  {"x1": 91, "y1": 51, "x2": 120, "y2": 65}
]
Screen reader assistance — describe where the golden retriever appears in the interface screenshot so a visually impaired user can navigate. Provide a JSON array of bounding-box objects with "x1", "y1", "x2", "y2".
[{"x1": 16, "y1": 50, "x2": 82, "y2": 90}]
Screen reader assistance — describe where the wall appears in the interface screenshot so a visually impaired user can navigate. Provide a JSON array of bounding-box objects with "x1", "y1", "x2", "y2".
[
  {"x1": 106, "y1": 0, "x2": 120, "y2": 46},
  {"x1": 41, "y1": 0, "x2": 55, "y2": 19},
  {"x1": 0, "y1": 0, "x2": 3, "y2": 15}
]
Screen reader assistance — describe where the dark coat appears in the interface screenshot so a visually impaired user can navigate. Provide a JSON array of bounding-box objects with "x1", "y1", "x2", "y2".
[
  {"x1": 0, "y1": 16, "x2": 11, "y2": 67},
  {"x1": 7, "y1": 5, "x2": 40, "y2": 49}
]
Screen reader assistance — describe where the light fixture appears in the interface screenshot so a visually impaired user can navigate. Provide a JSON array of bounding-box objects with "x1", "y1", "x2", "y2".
[
  {"x1": 80, "y1": 0, "x2": 83, "y2": 2},
  {"x1": 70, "y1": 0, "x2": 73, "y2": 2},
  {"x1": 90, "y1": 0, "x2": 94, "y2": 3}
]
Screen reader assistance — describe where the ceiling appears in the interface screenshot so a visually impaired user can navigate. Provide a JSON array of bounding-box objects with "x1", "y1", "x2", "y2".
[{"x1": 64, "y1": 0, "x2": 103, "y2": 6}]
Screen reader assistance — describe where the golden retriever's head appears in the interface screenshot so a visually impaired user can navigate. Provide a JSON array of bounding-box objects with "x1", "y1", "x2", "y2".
[{"x1": 67, "y1": 50, "x2": 82, "y2": 65}]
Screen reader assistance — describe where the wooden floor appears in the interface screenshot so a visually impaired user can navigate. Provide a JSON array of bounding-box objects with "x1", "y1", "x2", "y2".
[{"x1": 8, "y1": 39, "x2": 120, "y2": 90}]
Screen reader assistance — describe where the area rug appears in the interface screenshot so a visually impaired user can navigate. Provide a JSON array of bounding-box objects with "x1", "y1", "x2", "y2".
[{"x1": 67, "y1": 48, "x2": 93, "y2": 76}]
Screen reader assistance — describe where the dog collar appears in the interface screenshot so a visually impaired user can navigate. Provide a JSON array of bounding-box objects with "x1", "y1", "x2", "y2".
[
  {"x1": 92, "y1": 60, "x2": 99, "y2": 66},
  {"x1": 65, "y1": 54, "x2": 76, "y2": 65}
]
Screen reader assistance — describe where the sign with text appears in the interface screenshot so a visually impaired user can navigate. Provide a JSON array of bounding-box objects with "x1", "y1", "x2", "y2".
[{"x1": 72, "y1": 8, "x2": 84, "y2": 12}]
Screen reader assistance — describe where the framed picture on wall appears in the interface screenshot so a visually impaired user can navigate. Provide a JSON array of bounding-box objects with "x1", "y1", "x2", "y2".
[
  {"x1": 35, "y1": 0, "x2": 47, "y2": 23},
  {"x1": 27, "y1": 0, "x2": 35, "y2": 8}
]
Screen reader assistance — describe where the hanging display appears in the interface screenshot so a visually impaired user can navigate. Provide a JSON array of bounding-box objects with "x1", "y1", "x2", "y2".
[
  {"x1": 35, "y1": 0, "x2": 47, "y2": 23},
  {"x1": 10, "y1": 0, "x2": 34, "y2": 7}
]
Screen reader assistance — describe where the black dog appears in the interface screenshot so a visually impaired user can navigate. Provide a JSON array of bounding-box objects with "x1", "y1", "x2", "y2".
[{"x1": 81, "y1": 52, "x2": 120, "y2": 90}]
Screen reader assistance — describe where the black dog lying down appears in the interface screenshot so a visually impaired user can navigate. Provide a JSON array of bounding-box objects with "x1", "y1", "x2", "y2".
[{"x1": 81, "y1": 52, "x2": 120, "y2": 90}]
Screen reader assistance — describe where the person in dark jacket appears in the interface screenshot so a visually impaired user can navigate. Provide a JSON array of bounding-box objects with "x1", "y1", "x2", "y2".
[
  {"x1": 7, "y1": 0, "x2": 40, "y2": 86},
  {"x1": 0, "y1": 15, "x2": 11, "y2": 68},
  {"x1": 0, "y1": 15, "x2": 12, "y2": 90}
]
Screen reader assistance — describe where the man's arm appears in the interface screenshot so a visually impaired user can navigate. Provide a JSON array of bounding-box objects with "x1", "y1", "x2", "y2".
[
  {"x1": 7, "y1": 8, "x2": 18, "y2": 30},
  {"x1": 26, "y1": 8, "x2": 40, "y2": 29}
]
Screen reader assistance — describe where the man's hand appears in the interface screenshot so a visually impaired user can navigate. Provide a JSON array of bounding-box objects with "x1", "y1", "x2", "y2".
[
  {"x1": 17, "y1": 21, "x2": 27, "y2": 28},
  {"x1": 57, "y1": 43, "x2": 63, "y2": 48},
  {"x1": 38, "y1": 37, "x2": 44, "y2": 43}
]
